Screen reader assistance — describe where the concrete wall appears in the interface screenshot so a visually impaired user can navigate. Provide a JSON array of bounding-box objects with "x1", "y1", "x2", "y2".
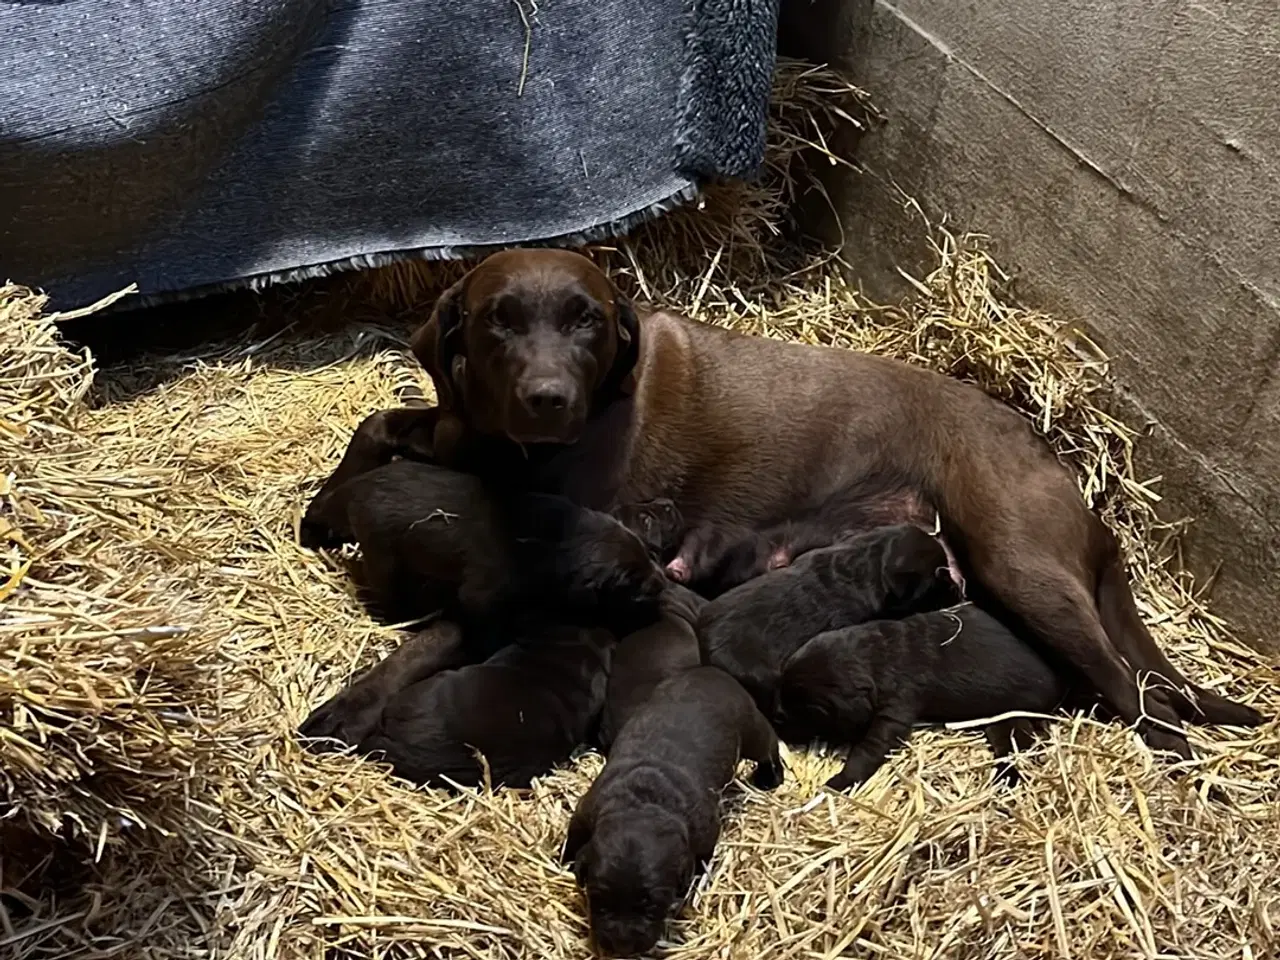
[{"x1": 781, "y1": 0, "x2": 1280, "y2": 648}]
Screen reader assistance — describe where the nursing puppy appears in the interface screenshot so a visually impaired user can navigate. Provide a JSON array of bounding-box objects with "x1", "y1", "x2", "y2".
[
  {"x1": 666, "y1": 519, "x2": 844, "y2": 597},
  {"x1": 302, "y1": 459, "x2": 667, "y2": 628},
  {"x1": 610, "y1": 498, "x2": 685, "y2": 560},
  {"x1": 700, "y1": 524, "x2": 957, "y2": 712},
  {"x1": 597, "y1": 583, "x2": 705, "y2": 750},
  {"x1": 563, "y1": 667, "x2": 784, "y2": 957},
  {"x1": 358, "y1": 623, "x2": 615, "y2": 789},
  {"x1": 779, "y1": 604, "x2": 1070, "y2": 791}
]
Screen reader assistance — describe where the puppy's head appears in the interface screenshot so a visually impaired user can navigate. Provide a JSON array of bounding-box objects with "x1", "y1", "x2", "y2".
[
  {"x1": 575, "y1": 814, "x2": 693, "y2": 957},
  {"x1": 611, "y1": 498, "x2": 685, "y2": 559},
  {"x1": 558, "y1": 511, "x2": 669, "y2": 615},
  {"x1": 410, "y1": 249, "x2": 640, "y2": 446},
  {"x1": 877, "y1": 524, "x2": 956, "y2": 612}
]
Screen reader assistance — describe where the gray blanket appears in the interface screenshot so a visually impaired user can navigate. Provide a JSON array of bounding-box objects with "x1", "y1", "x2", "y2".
[{"x1": 0, "y1": 0, "x2": 779, "y2": 311}]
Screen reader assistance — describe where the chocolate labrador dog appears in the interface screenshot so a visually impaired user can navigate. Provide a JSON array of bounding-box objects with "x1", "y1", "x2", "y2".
[
  {"x1": 597, "y1": 583, "x2": 705, "y2": 750},
  {"x1": 562, "y1": 666, "x2": 784, "y2": 957},
  {"x1": 779, "y1": 603, "x2": 1071, "y2": 791},
  {"x1": 699, "y1": 524, "x2": 957, "y2": 713},
  {"x1": 311, "y1": 249, "x2": 1263, "y2": 758}
]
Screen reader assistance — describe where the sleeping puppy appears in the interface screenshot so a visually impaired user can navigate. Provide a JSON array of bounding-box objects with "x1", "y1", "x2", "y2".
[
  {"x1": 779, "y1": 603, "x2": 1071, "y2": 791},
  {"x1": 302, "y1": 459, "x2": 667, "y2": 630},
  {"x1": 563, "y1": 666, "x2": 784, "y2": 957},
  {"x1": 699, "y1": 523, "x2": 958, "y2": 712},
  {"x1": 596, "y1": 583, "x2": 705, "y2": 750},
  {"x1": 665, "y1": 519, "x2": 841, "y2": 597},
  {"x1": 357, "y1": 623, "x2": 615, "y2": 789}
]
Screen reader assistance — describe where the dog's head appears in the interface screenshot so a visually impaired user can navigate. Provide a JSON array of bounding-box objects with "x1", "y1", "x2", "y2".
[
  {"x1": 611, "y1": 498, "x2": 685, "y2": 559},
  {"x1": 559, "y1": 511, "x2": 669, "y2": 615},
  {"x1": 410, "y1": 249, "x2": 640, "y2": 446},
  {"x1": 876, "y1": 524, "x2": 956, "y2": 612},
  {"x1": 574, "y1": 813, "x2": 693, "y2": 957}
]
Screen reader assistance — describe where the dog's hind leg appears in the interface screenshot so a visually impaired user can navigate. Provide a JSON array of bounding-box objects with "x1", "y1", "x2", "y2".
[
  {"x1": 826, "y1": 705, "x2": 913, "y2": 792},
  {"x1": 984, "y1": 717, "x2": 1045, "y2": 788},
  {"x1": 298, "y1": 619, "x2": 467, "y2": 749},
  {"x1": 1096, "y1": 548, "x2": 1263, "y2": 727},
  {"x1": 741, "y1": 706, "x2": 785, "y2": 790}
]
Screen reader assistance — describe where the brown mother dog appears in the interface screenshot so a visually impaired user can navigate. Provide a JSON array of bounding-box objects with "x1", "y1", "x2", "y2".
[{"x1": 307, "y1": 249, "x2": 1262, "y2": 757}]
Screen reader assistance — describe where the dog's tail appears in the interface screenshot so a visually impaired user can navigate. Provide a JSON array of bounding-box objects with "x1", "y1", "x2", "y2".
[{"x1": 1095, "y1": 553, "x2": 1264, "y2": 727}]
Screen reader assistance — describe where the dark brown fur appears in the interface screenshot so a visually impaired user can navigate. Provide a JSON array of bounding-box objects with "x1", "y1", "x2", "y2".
[
  {"x1": 699, "y1": 524, "x2": 958, "y2": 713},
  {"x1": 358, "y1": 624, "x2": 615, "y2": 789},
  {"x1": 779, "y1": 604, "x2": 1072, "y2": 790},
  {"x1": 667, "y1": 519, "x2": 846, "y2": 597},
  {"x1": 296, "y1": 460, "x2": 665, "y2": 748},
  {"x1": 562, "y1": 667, "x2": 783, "y2": 957},
  {"x1": 300, "y1": 459, "x2": 667, "y2": 630},
  {"x1": 298, "y1": 620, "x2": 469, "y2": 752},
  {"x1": 341, "y1": 249, "x2": 1265, "y2": 758},
  {"x1": 610, "y1": 498, "x2": 685, "y2": 560},
  {"x1": 597, "y1": 584, "x2": 705, "y2": 750}
]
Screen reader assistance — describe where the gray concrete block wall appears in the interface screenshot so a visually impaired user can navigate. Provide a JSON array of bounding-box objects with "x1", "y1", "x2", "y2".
[{"x1": 781, "y1": 0, "x2": 1280, "y2": 648}]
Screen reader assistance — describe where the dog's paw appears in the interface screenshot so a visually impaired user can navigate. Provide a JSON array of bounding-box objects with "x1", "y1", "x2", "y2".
[
  {"x1": 1138, "y1": 722, "x2": 1195, "y2": 762},
  {"x1": 297, "y1": 682, "x2": 387, "y2": 752},
  {"x1": 664, "y1": 556, "x2": 691, "y2": 583},
  {"x1": 824, "y1": 773, "x2": 860, "y2": 793},
  {"x1": 299, "y1": 514, "x2": 345, "y2": 550},
  {"x1": 992, "y1": 760, "x2": 1023, "y2": 790}
]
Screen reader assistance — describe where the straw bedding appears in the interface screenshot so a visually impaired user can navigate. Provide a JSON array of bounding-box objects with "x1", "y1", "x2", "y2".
[{"x1": 3, "y1": 61, "x2": 1278, "y2": 960}]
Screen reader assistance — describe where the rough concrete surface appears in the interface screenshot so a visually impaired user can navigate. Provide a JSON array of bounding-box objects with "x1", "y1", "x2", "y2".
[{"x1": 780, "y1": 0, "x2": 1280, "y2": 649}]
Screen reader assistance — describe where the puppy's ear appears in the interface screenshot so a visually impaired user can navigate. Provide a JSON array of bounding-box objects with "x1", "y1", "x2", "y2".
[
  {"x1": 597, "y1": 292, "x2": 640, "y2": 399},
  {"x1": 410, "y1": 276, "x2": 468, "y2": 410}
]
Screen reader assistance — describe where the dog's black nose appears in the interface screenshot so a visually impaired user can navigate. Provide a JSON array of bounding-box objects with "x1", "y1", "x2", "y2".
[{"x1": 518, "y1": 379, "x2": 574, "y2": 416}]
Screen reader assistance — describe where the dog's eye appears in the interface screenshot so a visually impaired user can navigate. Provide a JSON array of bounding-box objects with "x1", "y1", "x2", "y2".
[{"x1": 490, "y1": 296, "x2": 526, "y2": 332}]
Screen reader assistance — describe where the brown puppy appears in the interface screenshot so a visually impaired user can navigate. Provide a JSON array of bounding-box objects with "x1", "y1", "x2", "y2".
[
  {"x1": 350, "y1": 249, "x2": 1264, "y2": 757},
  {"x1": 563, "y1": 666, "x2": 783, "y2": 957},
  {"x1": 597, "y1": 583, "x2": 705, "y2": 750},
  {"x1": 296, "y1": 460, "x2": 665, "y2": 748},
  {"x1": 300, "y1": 459, "x2": 667, "y2": 628},
  {"x1": 357, "y1": 623, "x2": 615, "y2": 790},
  {"x1": 300, "y1": 406, "x2": 444, "y2": 550},
  {"x1": 667, "y1": 486, "x2": 965, "y2": 597},
  {"x1": 699, "y1": 524, "x2": 958, "y2": 713},
  {"x1": 779, "y1": 604, "x2": 1071, "y2": 791},
  {"x1": 666, "y1": 519, "x2": 846, "y2": 597}
]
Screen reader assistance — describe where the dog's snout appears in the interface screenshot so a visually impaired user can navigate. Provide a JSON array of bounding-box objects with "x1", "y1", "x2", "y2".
[{"x1": 518, "y1": 379, "x2": 573, "y2": 414}]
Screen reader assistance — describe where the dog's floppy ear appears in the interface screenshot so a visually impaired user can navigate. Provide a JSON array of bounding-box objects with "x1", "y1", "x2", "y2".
[
  {"x1": 410, "y1": 276, "x2": 468, "y2": 410},
  {"x1": 597, "y1": 292, "x2": 640, "y2": 399}
]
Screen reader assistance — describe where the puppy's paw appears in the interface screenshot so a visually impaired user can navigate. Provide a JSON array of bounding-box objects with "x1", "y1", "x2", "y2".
[
  {"x1": 1138, "y1": 722, "x2": 1195, "y2": 762},
  {"x1": 664, "y1": 556, "x2": 691, "y2": 583},
  {"x1": 992, "y1": 760, "x2": 1023, "y2": 790},
  {"x1": 824, "y1": 773, "x2": 860, "y2": 793},
  {"x1": 297, "y1": 682, "x2": 387, "y2": 751},
  {"x1": 299, "y1": 514, "x2": 345, "y2": 550}
]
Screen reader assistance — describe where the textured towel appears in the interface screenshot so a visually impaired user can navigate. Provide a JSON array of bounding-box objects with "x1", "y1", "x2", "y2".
[{"x1": 0, "y1": 0, "x2": 779, "y2": 311}]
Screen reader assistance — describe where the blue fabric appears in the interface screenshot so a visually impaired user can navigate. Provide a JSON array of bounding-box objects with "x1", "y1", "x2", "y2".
[{"x1": 0, "y1": 0, "x2": 779, "y2": 311}]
